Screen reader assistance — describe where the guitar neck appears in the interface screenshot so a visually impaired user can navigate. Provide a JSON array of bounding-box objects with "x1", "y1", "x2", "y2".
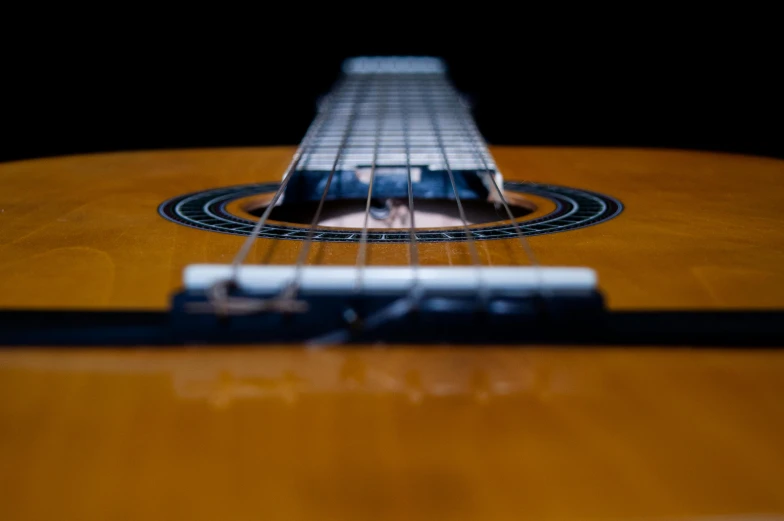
[{"x1": 295, "y1": 56, "x2": 496, "y2": 174}]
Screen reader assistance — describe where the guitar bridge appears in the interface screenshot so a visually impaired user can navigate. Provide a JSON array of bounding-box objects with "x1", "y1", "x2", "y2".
[{"x1": 170, "y1": 265, "x2": 606, "y2": 344}]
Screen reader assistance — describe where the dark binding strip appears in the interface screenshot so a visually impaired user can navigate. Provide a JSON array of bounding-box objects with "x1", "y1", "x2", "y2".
[{"x1": 1, "y1": 291, "x2": 783, "y2": 347}]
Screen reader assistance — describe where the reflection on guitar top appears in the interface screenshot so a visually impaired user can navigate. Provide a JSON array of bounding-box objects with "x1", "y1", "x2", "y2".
[
  {"x1": 3, "y1": 347, "x2": 784, "y2": 520},
  {"x1": 0, "y1": 348, "x2": 578, "y2": 407},
  {"x1": 4, "y1": 348, "x2": 784, "y2": 409}
]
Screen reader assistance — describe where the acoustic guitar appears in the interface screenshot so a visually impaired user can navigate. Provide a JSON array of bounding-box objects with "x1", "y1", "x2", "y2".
[{"x1": 1, "y1": 56, "x2": 783, "y2": 520}]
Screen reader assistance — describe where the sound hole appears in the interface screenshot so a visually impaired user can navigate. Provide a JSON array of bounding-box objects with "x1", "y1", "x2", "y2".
[{"x1": 246, "y1": 196, "x2": 534, "y2": 229}]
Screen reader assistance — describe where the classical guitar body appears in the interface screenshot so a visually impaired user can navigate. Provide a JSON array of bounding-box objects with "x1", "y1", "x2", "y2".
[{"x1": 1, "y1": 58, "x2": 783, "y2": 520}]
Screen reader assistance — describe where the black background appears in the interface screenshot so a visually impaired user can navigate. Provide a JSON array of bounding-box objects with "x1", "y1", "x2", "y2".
[{"x1": 3, "y1": 13, "x2": 781, "y2": 163}]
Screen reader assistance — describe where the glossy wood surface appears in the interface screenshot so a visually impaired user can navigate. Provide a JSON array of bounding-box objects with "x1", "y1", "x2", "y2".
[
  {"x1": 2, "y1": 147, "x2": 784, "y2": 520},
  {"x1": 1, "y1": 146, "x2": 783, "y2": 311},
  {"x1": 1, "y1": 347, "x2": 784, "y2": 520}
]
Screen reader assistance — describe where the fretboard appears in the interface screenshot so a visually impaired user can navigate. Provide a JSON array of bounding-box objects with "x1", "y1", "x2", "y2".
[{"x1": 296, "y1": 57, "x2": 496, "y2": 173}]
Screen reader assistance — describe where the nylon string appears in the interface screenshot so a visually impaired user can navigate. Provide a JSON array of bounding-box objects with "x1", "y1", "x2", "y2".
[
  {"x1": 354, "y1": 76, "x2": 386, "y2": 291},
  {"x1": 420, "y1": 78, "x2": 488, "y2": 303},
  {"x1": 450, "y1": 91, "x2": 541, "y2": 269},
  {"x1": 283, "y1": 74, "x2": 373, "y2": 300}
]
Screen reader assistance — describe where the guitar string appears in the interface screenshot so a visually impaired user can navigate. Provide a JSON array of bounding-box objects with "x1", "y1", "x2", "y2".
[
  {"x1": 282, "y1": 74, "x2": 372, "y2": 300},
  {"x1": 216, "y1": 65, "x2": 537, "y2": 318},
  {"x1": 347, "y1": 76, "x2": 423, "y2": 328},
  {"x1": 448, "y1": 89, "x2": 551, "y2": 307},
  {"x1": 450, "y1": 90, "x2": 541, "y2": 269},
  {"x1": 354, "y1": 77, "x2": 386, "y2": 291},
  {"x1": 421, "y1": 77, "x2": 489, "y2": 305},
  {"x1": 308, "y1": 75, "x2": 424, "y2": 345},
  {"x1": 402, "y1": 77, "x2": 421, "y2": 284},
  {"x1": 307, "y1": 69, "x2": 512, "y2": 343},
  {"x1": 200, "y1": 86, "x2": 340, "y2": 314},
  {"x1": 227, "y1": 86, "x2": 340, "y2": 275}
]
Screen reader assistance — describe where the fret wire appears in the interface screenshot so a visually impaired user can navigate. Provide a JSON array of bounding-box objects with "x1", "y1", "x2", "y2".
[
  {"x1": 306, "y1": 146, "x2": 486, "y2": 153},
  {"x1": 301, "y1": 65, "x2": 496, "y2": 188}
]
